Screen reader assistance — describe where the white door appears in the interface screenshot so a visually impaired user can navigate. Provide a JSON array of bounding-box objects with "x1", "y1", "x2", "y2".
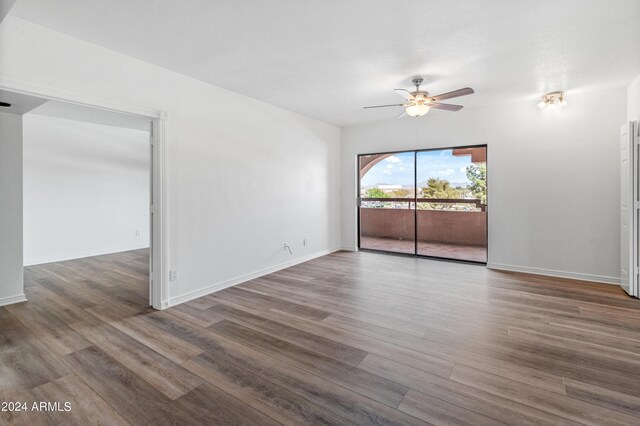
[{"x1": 621, "y1": 122, "x2": 638, "y2": 297}]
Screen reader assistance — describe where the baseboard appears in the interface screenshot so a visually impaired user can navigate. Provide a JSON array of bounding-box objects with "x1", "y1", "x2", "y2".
[
  {"x1": 24, "y1": 243, "x2": 150, "y2": 266},
  {"x1": 168, "y1": 247, "x2": 341, "y2": 307},
  {"x1": 486, "y1": 262, "x2": 620, "y2": 285},
  {"x1": 339, "y1": 246, "x2": 358, "y2": 252},
  {"x1": 0, "y1": 293, "x2": 27, "y2": 307}
]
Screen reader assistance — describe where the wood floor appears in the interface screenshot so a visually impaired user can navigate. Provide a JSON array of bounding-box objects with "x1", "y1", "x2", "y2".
[{"x1": 2, "y1": 249, "x2": 640, "y2": 425}]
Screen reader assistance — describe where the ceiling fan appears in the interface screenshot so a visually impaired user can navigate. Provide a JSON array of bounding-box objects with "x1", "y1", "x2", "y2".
[{"x1": 363, "y1": 77, "x2": 474, "y2": 117}]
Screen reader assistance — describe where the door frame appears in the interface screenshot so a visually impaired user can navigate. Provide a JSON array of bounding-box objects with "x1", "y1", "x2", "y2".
[
  {"x1": 621, "y1": 121, "x2": 639, "y2": 297},
  {"x1": 357, "y1": 143, "x2": 488, "y2": 265},
  {"x1": 0, "y1": 75, "x2": 170, "y2": 310}
]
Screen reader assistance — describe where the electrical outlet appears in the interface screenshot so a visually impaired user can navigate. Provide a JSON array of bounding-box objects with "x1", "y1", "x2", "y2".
[
  {"x1": 169, "y1": 270, "x2": 178, "y2": 281},
  {"x1": 135, "y1": 229, "x2": 140, "y2": 237}
]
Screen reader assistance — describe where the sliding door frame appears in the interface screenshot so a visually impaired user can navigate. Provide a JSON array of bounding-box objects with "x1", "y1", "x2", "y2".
[{"x1": 357, "y1": 143, "x2": 488, "y2": 265}]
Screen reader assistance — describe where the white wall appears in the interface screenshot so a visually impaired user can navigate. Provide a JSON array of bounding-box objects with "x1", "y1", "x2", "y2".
[
  {"x1": 22, "y1": 113, "x2": 150, "y2": 265},
  {"x1": 0, "y1": 111, "x2": 25, "y2": 306},
  {"x1": 0, "y1": 17, "x2": 341, "y2": 306},
  {"x1": 629, "y1": 75, "x2": 640, "y2": 121},
  {"x1": 341, "y1": 88, "x2": 627, "y2": 283}
]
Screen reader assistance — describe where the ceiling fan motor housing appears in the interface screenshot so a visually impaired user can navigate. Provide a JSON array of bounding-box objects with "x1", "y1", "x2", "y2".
[{"x1": 412, "y1": 91, "x2": 430, "y2": 101}]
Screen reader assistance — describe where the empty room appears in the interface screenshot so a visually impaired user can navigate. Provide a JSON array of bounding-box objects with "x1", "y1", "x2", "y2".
[{"x1": 1, "y1": 0, "x2": 639, "y2": 425}]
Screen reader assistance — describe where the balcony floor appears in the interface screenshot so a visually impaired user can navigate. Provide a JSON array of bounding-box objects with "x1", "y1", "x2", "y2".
[{"x1": 360, "y1": 236, "x2": 487, "y2": 263}]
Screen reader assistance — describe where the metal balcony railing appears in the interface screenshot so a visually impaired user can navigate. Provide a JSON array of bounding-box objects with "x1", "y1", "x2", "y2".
[{"x1": 360, "y1": 197, "x2": 486, "y2": 211}]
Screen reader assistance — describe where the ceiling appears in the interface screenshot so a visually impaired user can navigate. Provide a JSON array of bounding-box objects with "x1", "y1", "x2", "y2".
[{"x1": 8, "y1": 0, "x2": 640, "y2": 127}]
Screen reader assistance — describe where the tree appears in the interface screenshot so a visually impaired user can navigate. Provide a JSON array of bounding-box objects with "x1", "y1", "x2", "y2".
[
  {"x1": 389, "y1": 189, "x2": 412, "y2": 198},
  {"x1": 420, "y1": 178, "x2": 463, "y2": 210},
  {"x1": 466, "y1": 163, "x2": 486, "y2": 203},
  {"x1": 364, "y1": 188, "x2": 389, "y2": 198},
  {"x1": 422, "y1": 178, "x2": 462, "y2": 199}
]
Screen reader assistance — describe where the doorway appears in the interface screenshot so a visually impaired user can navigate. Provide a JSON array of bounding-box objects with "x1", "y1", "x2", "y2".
[
  {"x1": 0, "y1": 86, "x2": 167, "y2": 309},
  {"x1": 358, "y1": 145, "x2": 487, "y2": 263}
]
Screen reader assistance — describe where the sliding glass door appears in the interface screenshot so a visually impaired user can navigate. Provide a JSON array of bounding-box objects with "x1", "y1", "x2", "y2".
[
  {"x1": 358, "y1": 152, "x2": 415, "y2": 254},
  {"x1": 358, "y1": 145, "x2": 487, "y2": 263}
]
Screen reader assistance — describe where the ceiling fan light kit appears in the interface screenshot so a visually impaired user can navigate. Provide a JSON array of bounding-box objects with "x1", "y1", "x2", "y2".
[
  {"x1": 537, "y1": 91, "x2": 566, "y2": 109},
  {"x1": 405, "y1": 103, "x2": 430, "y2": 117},
  {"x1": 363, "y1": 77, "x2": 474, "y2": 118}
]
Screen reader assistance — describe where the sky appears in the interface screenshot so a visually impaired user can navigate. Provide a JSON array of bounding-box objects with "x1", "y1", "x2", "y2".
[{"x1": 361, "y1": 149, "x2": 474, "y2": 187}]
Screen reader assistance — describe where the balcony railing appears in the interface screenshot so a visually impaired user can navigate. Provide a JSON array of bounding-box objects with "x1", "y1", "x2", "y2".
[
  {"x1": 359, "y1": 198, "x2": 488, "y2": 260},
  {"x1": 360, "y1": 197, "x2": 486, "y2": 211}
]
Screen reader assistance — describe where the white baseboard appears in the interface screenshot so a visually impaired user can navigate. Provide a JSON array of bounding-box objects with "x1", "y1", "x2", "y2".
[
  {"x1": 24, "y1": 243, "x2": 150, "y2": 266},
  {"x1": 339, "y1": 246, "x2": 358, "y2": 252},
  {"x1": 486, "y1": 262, "x2": 620, "y2": 285},
  {"x1": 168, "y1": 247, "x2": 341, "y2": 307},
  {"x1": 0, "y1": 293, "x2": 27, "y2": 307}
]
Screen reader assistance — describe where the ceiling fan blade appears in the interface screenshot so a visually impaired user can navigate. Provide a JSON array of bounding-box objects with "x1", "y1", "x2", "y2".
[
  {"x1": 431, "y1": 87, "x2": 474, "y2": 101},
  {"x1": 429, "y1": 102, "x2": 463, "y2": 111},
  {"x1": 394, "y1": 89, "x2": 415, "y2": 101},
  {"x1": 397, "y1": 110, "x2": 407, "y2": 118},
  {"x1": 362, "y1": 103, "x2": 405, "y2": 109}
]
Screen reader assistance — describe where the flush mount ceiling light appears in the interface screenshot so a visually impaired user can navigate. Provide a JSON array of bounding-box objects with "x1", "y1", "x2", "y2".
[
  {"x1": 363, "y1": 77, "x2": 474, "y2": 118},
  {"x1": 537, "y1": 91, "x2": 566, "y2": 109}
]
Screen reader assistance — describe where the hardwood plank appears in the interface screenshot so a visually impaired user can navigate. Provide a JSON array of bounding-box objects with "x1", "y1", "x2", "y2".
[
  {"x1": 175, "y1": 382, "x2": 282, "y2": 426},
  {"x1": 164, "y1": 303, "x2": 226, "y2": 328},
  {"x1": 449, "y1": 364, "x2": 639, "y2": 425},
  {"x1": 142, "y1": 310, "x2": 427, "y2": 425},
  {"x1": 245, "y1": 278, "x2": 445, "y2": 325},
  {"x1": 110, "y1": 316, "x2": 204, "y2": 364},
  {"x1": 317, "y1": 309, "x2": 565, "y2": 395},
  {"x1": 189, "y1": 334, "x2": 429, "y2": 426},
  {"x1": 415, "y1": 320, "x2": 640, "y2": 398},
  {"x1": 139, "y1": 310, "x2": 226, "y2": 350},
  {"x1": 30, "y1": 374, "x2": 129, "y2": 425},
  {"x1": 85, "y1": 302, "x2": 148, "y2": 324},
  {"x1": 359, "y1": 354, "x2": 579, "y2": 426},
  {"x1": 578, "y1": 303, "x2": 640, "y2": 320},
  {"x1": 183, "y1": 356, "x2": 354, "y2": 425},
  {"x1": 62, "y1": 345, "x2": 193, "y2": 424},
  {"x1": 0, "y1": 388, "x2": 54, "y2": 426},
  {"x1": 210, "y1": 319, "x2": 409, "y2": 407},
  {"x1": 262, "y1": 308, "x2": 456, "y2": 378},
  {"x1": 88, "y1": 281, "x2": 149, "y2": 309},
  {"x1": 507, "y1": 326, "x2": 640, "y2": 368},
  {"x1": 0, "y1": 308, "x2": 21, "y2": 330},
  {"x1": 399, "y1": 389, "x2": 504, "y2": 426},
  {"x1": 70, "y1": 317, "x2": 203, "y2": 400},
  {"x1": 245, "y1": 279, "x2": 430, "y2": 336},
  {"x1": 207, "y1": 303, "x2": 368, "y2": 365},
  {"x1": 507, "y1": 321, "x2": 640, "y2": 356},
  {"x1": 563, "y1": 377, "x2": 640, "y2": 417},
  {"x1": 0, "y1": 325, "x2": 70, "y2": 391},
  {"x1": 550, "y1": 314, "x2": 640, "y2": 343},
  {"x1": 88, "y1": 304, "x2": 205, "y2": 364},
  {"x1": 214, "y1": 286, "x2": 331, "y2": 320},
  {"x1": 8, "y1": 302, "x2": 92, "y2": 356},
  {"x1": 18, "y1": 284, "x2": 92, "y2": 324},
  {"x1": 184, "y1": 295, "x2": 218, "y2": 310}
]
